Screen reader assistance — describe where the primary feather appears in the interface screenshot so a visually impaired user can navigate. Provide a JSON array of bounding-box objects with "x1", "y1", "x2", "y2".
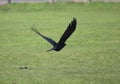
[
  {"x1": 58, "y1": 18, "x2": 77, "y2": 45},
  {"x1": 31, "y1": 25, "x2": 57, "y2": 47}
]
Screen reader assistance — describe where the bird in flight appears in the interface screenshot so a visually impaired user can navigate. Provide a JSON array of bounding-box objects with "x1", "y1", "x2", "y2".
[{"x1": 31, "y1": 18, "x2": 77, "y2": 51}]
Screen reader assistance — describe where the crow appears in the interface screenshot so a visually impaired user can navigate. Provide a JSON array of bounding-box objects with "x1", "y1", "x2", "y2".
[{"x1": 31, "y1": 18, "x2": 77, "y2": 51}]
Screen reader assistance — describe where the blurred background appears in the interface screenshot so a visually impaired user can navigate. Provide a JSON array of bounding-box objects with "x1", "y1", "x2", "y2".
[
  {"x1": 0, "y1": 0, "x2": 120, "y2": 5},
  {"x1": 0, "y1": 0, "x2": 120, "y2": 84}
]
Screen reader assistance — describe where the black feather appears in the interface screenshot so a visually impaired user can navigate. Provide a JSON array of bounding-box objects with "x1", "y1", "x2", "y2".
[
  {"x1": 31, "y1": 25, "x2": 57, "y2": 47},
  {"x1": 58, "y1": 18, "x2": 77, "y2": 45},
  {"x1": 31, "y1": 18, "x2": 77, "y2": 51}
]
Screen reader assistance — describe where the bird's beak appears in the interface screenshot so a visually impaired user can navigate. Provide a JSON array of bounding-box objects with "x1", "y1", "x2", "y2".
[{"x1": 46, "y1": 48, "x2": 55, "y2": 52}]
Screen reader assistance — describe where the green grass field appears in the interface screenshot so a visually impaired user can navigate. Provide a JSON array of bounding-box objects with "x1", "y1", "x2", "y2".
[{"x1": 0, "y1": 2, "x2": 120, "y2": 84}]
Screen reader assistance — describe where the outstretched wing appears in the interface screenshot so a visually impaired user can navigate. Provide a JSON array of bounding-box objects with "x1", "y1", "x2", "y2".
[
  {"x1": 58, "y1": 18, "x2": 77, "y2": 44},
  {"x1": 31, "y1": 25, "x2": 57, "y2": 47}
]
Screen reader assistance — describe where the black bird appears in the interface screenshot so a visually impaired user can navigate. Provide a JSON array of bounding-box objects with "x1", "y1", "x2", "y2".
[{"x1": 31, "y1": 18, "x2": 77, "y2": 51}]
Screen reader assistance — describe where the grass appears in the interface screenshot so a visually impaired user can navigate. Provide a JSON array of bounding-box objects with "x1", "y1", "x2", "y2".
[{"x1": 0, "y1": 2, "x2": 120, "y2": 84}]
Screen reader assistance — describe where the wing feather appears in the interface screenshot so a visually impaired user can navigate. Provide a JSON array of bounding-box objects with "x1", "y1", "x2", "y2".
[
  {"x1": 31, "y1": 25, "x2": 57, "y2": 47},
  {"x1": 58, "y1": 18, "x2": 77, "y2": 44}
]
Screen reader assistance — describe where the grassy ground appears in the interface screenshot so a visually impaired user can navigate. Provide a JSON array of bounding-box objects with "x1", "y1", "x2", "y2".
[{"x1": 0, "y1": 2, "x2": 120, "y2": 84}]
